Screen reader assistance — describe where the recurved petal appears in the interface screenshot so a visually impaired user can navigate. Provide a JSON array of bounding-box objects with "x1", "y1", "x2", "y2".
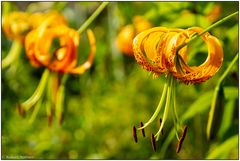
[
  {"x1": 68, "y1": 29, "x2": 96, "y2": 74},
  {"x1": 172, "y1": 30, "x2": 223, "y2": 84}
]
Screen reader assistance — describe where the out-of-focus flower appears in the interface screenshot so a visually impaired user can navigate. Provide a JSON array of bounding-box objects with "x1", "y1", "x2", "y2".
[
  {"x1": 132, "y1": 26, "x2": 223, "y2": 152},
  {"x1": 29, "y1": 11, "x2": 67, "y2": 29},
  {"x1": 2, "y1": 12, "x2": 30, "y2": 41},
  {"x1": 116, "y1": 16, "x2": 152, "y2": 56},
  {"x1": 19, "y1": 25, "x2": 96, "y2": 124},
  {"x1": 25, "y1": 21, "x2": 96, "y2": 73},
  {"x1": 2, "y1": 11, "x2": 67, "y2": 42},
  {"x1": 14, "y1": 10, "x2": 96, "y2": 125},
  {"x1": 2, "y1": 11, "x2": 68, "y2": 69},
  {"x1": 206, "y1": 5, "x2": 222, "y2": 23}
]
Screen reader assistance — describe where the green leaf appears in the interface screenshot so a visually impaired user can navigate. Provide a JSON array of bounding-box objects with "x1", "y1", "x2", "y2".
[
  {"x1": 223, "y1": 86, "x2": 238, "y2": 100},
  {"x1": 206, "y1": 135, "x2": 238, "y2": 159},
  {"x1": 182, "y1": 90, "x2": 213, "y2": 121},
  {"x1": 207, "y1": 85, "x2": 225, "y2": 140},
  {"x1": 225, "y1": 24, "x2": 238, "y2": 41},
  {"x1": 162, "y1": 13, "x2": 210, "y2": 28},
  {"x1": 207, "y1": 53, "x2": 238, "y2": 140},
  {"x1": 159, "y1": 128, "x2": 175, "y2": 158},
  {"x1": 217, "y1": 99, "x2": 235, "y2": 139},
  {"x1": 52, "y1": 2, "x2": 68, "y2": 11}
]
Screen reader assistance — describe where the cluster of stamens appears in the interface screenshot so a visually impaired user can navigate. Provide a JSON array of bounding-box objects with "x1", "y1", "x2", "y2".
[{"x1": 133, "y1": 119, "x2": 188, "y2": 153}]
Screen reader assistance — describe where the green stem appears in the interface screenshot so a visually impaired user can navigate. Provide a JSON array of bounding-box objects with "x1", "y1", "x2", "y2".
[
  {"x1": 2, "y1": 40, "x2": 22, "y2": 69},
  {"x1": 77, "y1": 2, "x2": 109, "y2": 34},
  {"x1": 216, "y1": 54, "x2": 238, "y2": 85},
  {"x1": 207, "y1": 53, "x2": 238, "y2": 139},
  {"x1": 176, "y1": 11, "x2": 238, "y2": 52}
]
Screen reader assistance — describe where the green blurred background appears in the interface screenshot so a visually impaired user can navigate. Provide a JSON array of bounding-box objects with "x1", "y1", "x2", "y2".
[{"x1": 1, "y1": 1, "x2": 239, "y2": 159}]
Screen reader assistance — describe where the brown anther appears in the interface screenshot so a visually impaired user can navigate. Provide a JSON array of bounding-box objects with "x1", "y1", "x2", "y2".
[
  {"x1": 180, "y1": 125, "x2": 188, "y2": 141},
  {"x1": 176, "y1": 125, "x2": 188, "y2": 153},
  {"x1": 59, "y1": 113, "x2": 64, "y2": 125},
  {"x1": 151, "y1": 133, "x2": 157, "y2": 152},
  {"x1": 176, "y1": 138, "x2": 183, "y2": 153},
  {"x1": 16, "y1": 104, "x2": 25, "y2": 117},
  {"x1": 132, "y1": 126, "x2": 138, "y2": 143},
  {"x1": 48, "y1": 115, "x2": 53, "y2": 126},
  {"x1": 159, "y1": 118, "x2": 163, "y2": 135},
  {"x1": 140, "y1": 122, "x2": 145, "y2": 137}
]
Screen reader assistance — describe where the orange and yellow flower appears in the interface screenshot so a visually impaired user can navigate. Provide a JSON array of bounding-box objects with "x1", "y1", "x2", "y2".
[
  {"x1": 2, "y1": 11, "x2": 67, "y2": 42},
  {"x1": 133, "y1": 26, "x2": 223, "y2": 84},
  {"x1": 12, "y1": 10, "x2": 96, "y2": 124},
  {"x1": 25, "y1": 18, "x2": 96, "y2": 74},
  {"x1": 116, "y1": 16, "x2": 152, "y2": 56},
  {"x1": 132, "y1": 26, "x2": 223, "y2": 152},
  {"x1": 2, "y1": 12, "x2": 30, "y2": 41}
]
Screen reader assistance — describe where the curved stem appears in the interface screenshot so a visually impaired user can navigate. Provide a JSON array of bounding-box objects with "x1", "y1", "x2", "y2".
[
  {"x1": 176, "y1": 11, "x2": 238, "y2": 52},
  {"x1": 138, "y1": 79, "x2": 168, "y2": 130},
  {"x1": 207, "y1": 53, "x2": 238, "y2": 139},
  {"x1": 77, "y1": 2, "x2": 109, "y2": 34},
  {"x1": 2, "y1": 40, "x2": 22, "y2": 69}
]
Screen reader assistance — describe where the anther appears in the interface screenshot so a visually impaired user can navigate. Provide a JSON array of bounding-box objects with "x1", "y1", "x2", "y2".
[
  {"x1": 59, "y1": 113, "x2": 64, "y2": 125},
  {"x1": 180, "y1": 125, "x2": 188, "y2": 141},
  {"x1": 176, "y1": 125, "x2": 188, "y2": 153},
  {"x1": 48, "y1": 115, "x2": 53, "y2": 126},
  {"x1": 176, "y1": 138, "x2": 183, "y2": 153},
  {"x1": 140, "y1": 122, "x2": 145, "y2": 137},
  {"x1": 151, "y1": 133, "x2": 157, "y2": 152},
  {"x1": 16, "y1": 104, "x2": 25, "y2": 117},
  {"x1": 132, "y1": 126, "x2": 138, "y2": 143},
  {"x1": 159, "y1": 118, "x2": 163, "y2": 135}
]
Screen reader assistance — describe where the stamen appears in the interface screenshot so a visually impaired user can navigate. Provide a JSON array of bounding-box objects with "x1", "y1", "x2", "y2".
[
  {"x1": 176, "y1": 125, "x2": 188, "y2": 153},
  {"x1": 155, "y1": 75, "x2": 173, "y2": 140},
  {"x1": 151, "y1": 133, "x2": 157, "y2": 152},
  {"x1": 21, "y1": 69, "x2": 50, "y2": 111},
  {"x1": 59, "y1": 113, "x2": 64, "y2": 125},
  {"x1": 16, "y1": 104, "x2": 25, "y2": 117},
  {"x1": 48, "y1": 115, "x2": 53, "y2": 126},
  {"x1": 180, "y1": 125, "x2": 188, "y2": 141},
  {"x1": 132, "y1": 126, "x2": 138, "y2": 143},
  {"x1": 176, "y1": 138, "x2": 183, "y2": 153},
  {"x1": 137, "y1": 81, "x2": 168, "y2": 130},
  {"x1": 140, "y1": 122, "x2": 145, "y2": 137},
  {"x1": 159, "y1": 118, "x2": 163, "y2": 135}
]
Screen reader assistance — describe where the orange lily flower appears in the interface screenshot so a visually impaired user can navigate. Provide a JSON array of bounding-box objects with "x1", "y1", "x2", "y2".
[
  {"x1": 133, "y1": 27, "x2": 223, "y2": 84},
  {"x1": 2, "y1": 12, "x2": 30, "y2": 41},
  {"x1": 25, "y1": 22, "x2": 96, "y2": 74},
  {"x1": 206, "y1": 5, "x2": 222, "y2": 23},
  {"x1": 2, "y1": 11, "x2": 67, "y2": 42},
  {"x1": 132, "y1": 26, "x2": 223, "y2": 152},
  {"x1": 29, "y1": 11, "x2": 67, "y2": 29},
  {"x1": 116, "y1": 16, "x2": 152, "y2": 56}
]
